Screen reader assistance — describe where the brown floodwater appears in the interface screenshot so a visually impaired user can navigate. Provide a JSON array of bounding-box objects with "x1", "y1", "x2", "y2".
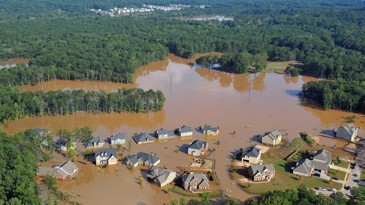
[
  {"x1": 0, "y1": 58, "x2": 29, "y2": 65},
  {"x1": 4, "y1": 54, "x2": 365, "y2": 205}
]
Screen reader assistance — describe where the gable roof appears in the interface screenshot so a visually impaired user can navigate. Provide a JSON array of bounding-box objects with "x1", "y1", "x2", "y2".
[
  {"x1": 338, "y1": 124, "x2": 357, "y2": 136},
  {"x1": 248, "y1": 164, "x2": 275, "y2": 177},
  {"x1": 263, "y1": 130, "x2": 282, "y2": 141},
  {"x1": 182, "y1": 173, "x2": 208, "y2": 184},
  {"x1": 241, "y1": 146, "x2": 261, "y2": 158},
  {"x1": 33, "y1": 128, "x2": 50, "y2": 136},
  {"x1": 126, "y1": 152, "x2": 160, "y2": 165},
  {"x1": 156, "y1": 128, "x2": 175, "y2": 137},
  {"x1": 85, "y1": 137, "x2": 104, "y2": 148},
  {"x1": 94, "y1": 148, "x2": 117, "y2": 158},
  {"x1": 179, "y1": 125, "x2": 193, "y2": 134},
  {"x1": 188, "y1": 140, "x2": 208, "y2": 150},
  {"x1": 293, "y1": 158, "x2": 313, "y2": 175},
  {"x1": 133, "y1": 133, "x2": 154, "y2": 143},
  {"x1": 110, "y1": 133, "x2": 125, "y2": 141},
  {"x1": 54, "y1": 160, "x2": 78, "y2": 177},
  {"x1": 202, "y1": 124, "x2": 218, "y2": 132},
  {"x1": 312, "y1": 149, "x2": 331, "y2": 164},
  {"x1": 146, "y1": 167, "x2": 176, "y2": 185}
]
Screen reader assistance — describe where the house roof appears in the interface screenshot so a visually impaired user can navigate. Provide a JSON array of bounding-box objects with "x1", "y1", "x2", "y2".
[
  {"x1": 126, "y1": 152, "x2": 160, "y2": 165},
  {"x1": 94, "y1": 148, "x2": 117, "y2": 158},
  {"x1": 146, "y1": 167, "x2": 176, "y2": 185},
  {"x1": 156, "y1": 128, "x2": 175, "y2": 137},
  {"x1": 338, "y1": 124, "x2": 357, "y2": 136},
  {"x1": 202, "y1": 124, "x2": 218, "y2": 132},
  {"x1": 188, "y1": 140, "x2": 208, "y2": 150},
  {"x1": 110, "y1": 133, "x2": 125, "y2": 141},
  {"x1": 179, "y1": 125, "x2": 193, "y2": 134},
  {"x1": 263, "y1": 129, "x2": 282, "y2": 141},
  {"x1": 54, "y1": 160, "x2": 78, "y2": 177},
  {"x1": 85, "y1": 137, "x2": 104, "y2": 148},
  {"x1": 313, "y1": 149, "x2": 332, "y2": 164},
  {"x1": 241, "y1": 146, "x2": 261, "y2": 158},
  {"x1": 182, "y1": 173, "x2": 208, "y2": 184},
  {"x1": 311, "y1": 160, "x2": 329, "y2": 172},
  {"x1": 293, "y1": 158, "x2": 313, "y2": 175},
  {"x1": 133, "y1": 133, "x2": 154, "y2": 143},
  {"x1": 248, "y1": 164, "x2": 275, "y2": 177},
  {"x1": 33, "y1": 128, "x2": 50, "y2": 136}
]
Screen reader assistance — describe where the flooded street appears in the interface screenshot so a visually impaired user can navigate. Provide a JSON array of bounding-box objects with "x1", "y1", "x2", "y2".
[{"x1": 4, "y1": 54, "x2": 365, "y2": 204}]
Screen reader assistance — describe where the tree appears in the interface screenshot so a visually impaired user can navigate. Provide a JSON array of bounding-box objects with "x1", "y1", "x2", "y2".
[
  {"x1": 199, "y1": 192, "x2": 210, "y2": 204},
  {"x1": 348, "y1": 186, "x2": 365, "y2": 205}
]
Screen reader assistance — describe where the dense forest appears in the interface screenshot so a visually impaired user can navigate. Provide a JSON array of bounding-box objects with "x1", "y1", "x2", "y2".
[{"x1": 1, "y1": 0, "x2": 365, "y2": 113}]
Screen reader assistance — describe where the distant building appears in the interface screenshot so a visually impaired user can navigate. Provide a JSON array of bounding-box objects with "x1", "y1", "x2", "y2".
[
  {"x1": 336, "y1": 124, "x2": 358, "y2": 142},
  {"x1": 53, "y1": 160, "x2": 79, "y2": 180},
  {"x1": 110, "y1": 133, "x2": 126, "y2": 145},
  {"x1": 95, "y1": 148, "x2": 118, "y2": 166},
  {"x1": 155, "y1": 128, "x2": 175, "y2": 139},
  {"x1": 182, "y1": 173, "x2": 209, "y2": 192},
  {"x1": 85, "y1": 137, "x2": 105, "y2": 149},
  {"x1": 33, "y1": 128, "x2": 50, "y2": 136},
  {"x1": 248, "y1": 164, "x2": 275, "y2": 182},
  {"x1": 125, "y1": 152, "x2": 160, "y2": 168},
  {"x1": 200, "y1": 124, "x2": 219, "y2": 136},
  {"x1": 259, "y1": 130, "x2": 282, "y2": 146},
  {"x1": 54, "y1": 139, "x2": 76, "y2": 152},
  {"x1": 132, "y1": 133, "x2": 155, "y2": 144},
  {"x1": 177, "y1": 125, "x2": 193, "y2": 137},
  {"x1": 188, "y1": 140, "x2": 209, "y2": 156},
  {"x1": 146, "y1": 167, "x2": 176, "y2": 187},
  {"x1": 241, "y1": 146, "x2": 261, "y2": 164}
]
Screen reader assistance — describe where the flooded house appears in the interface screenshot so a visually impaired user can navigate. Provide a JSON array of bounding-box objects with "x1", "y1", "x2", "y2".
[
  {"x1": 84, "y1": 137, "x2": 105, "y2": 149},
  {"x1": 146, "y1": 167, "x2": 176, "y2": 187},
  {"x1": 95, "y1": 148, "x2": 118, "y2": 166},
  {"x1": 110, "y1": 133, "x2": 126, "y2": 145},
  {"x1": 37, "y1": 160, "x2": 78, "y2": 180},
  {"x1": 33, "y1": 128, "x2": 50, "y2": 136},
  {"x1": 133, "y1": 133, "x2": 155, "y2": 144},
  {"x1": 125, "y1": 152, "x2": 160, "y2": 168},
  {"x1": 182, "y1": 173, "x2": 209, "y2": 192},
  {"x1": 241, "y1": 146, "x2": 262, "y2": 164},
  {"x1": 177, "y1": 125, "x2": 193, "y2": 137},
  {"x1": 155, "y1": 128, "x2": 175, "y2": 139},
  {"x1": 188, "y1": 140, "x2": 209, "y2": 156},
  {"x1": 248, "y1": 164, "x2": 275, "y2": 182},
  {"x1": 55, "y1": 138, "x2": 76, "y2": 152},
  {"x1": 200, "y1": 124, "x2": 219, "y2": 136},
  {"x1": 336, "y1": 124, "x2": 358, "y2": 142},
  {"x1": 259, "y1": 129, "x2": 282, "y2": 146}
]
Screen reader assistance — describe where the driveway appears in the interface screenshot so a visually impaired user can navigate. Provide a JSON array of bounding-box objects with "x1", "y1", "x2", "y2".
[{"x1": 342, "y1": 164, "x2": 361, "y2": 195}]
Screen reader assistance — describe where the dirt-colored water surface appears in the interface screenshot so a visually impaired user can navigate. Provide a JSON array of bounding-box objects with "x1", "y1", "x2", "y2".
[
  {"x1": 0, "y1": 58, "x2": 29, "y2": 65},
  {"x1": 4, "y1": 54, "x2": 365, "y2": 205}
]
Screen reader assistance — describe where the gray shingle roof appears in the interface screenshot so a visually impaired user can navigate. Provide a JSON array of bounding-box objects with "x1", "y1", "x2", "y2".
[
  {"x1": 146, "y1": 167, "x2": 176, "y2": 185},
  {"x1": 126, "y1": 152, "x2": 160, "y2": 165},
  {"x1": 202, "y1": 124, "x2": 218, "y2": 132},
  {"x1": 110, "y1": 133, "x2": 125, "y2": 141},
  {"x1": 85, "y1": 137, "x2": 104, "y2": 148},
  {"x1": 248, "y1": 164, "x2": 275, "y2": 177},
  {"x1": 293, "y1": 158, "x2": 313, "y2": 175},
  {"x1": 241, "y1": 146, "x2": 261, "y2": 158},
  {"x1": 182, "y1": 173, "x2": 208, "y2": 184},
  {"x1": 264, "y1": 130, "x2": 282, "y2": 141},
  {"x1": 189, "y1": 140, "x2": 208, "y2": 150},
  {"x1": 313, "y1": 149, "x2": 332, "y2": 164},
  {"x1": 156, "y1": 128, "x2": 175, "y2": 138},
  {"x1": 94, "y1": 148, "x2": 117, "y2": 158},
  {"x1": 133, "y1": 133, "x2": 154, "y2": 143},
  {"x1": 33, "y1": 128, "x2": 50, "y2": 136},
  {"x1": 54, "y1": 160, "x2": 78, "y2": 177},
  {"x1": 178, "y1": 125, "x2": 193, "y2": 134}
]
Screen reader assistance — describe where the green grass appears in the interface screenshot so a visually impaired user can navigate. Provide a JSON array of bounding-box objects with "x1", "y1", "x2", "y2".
[
  {"x1": 241, "y1": 160, "x2": 342, "y2": 194},
  {"x1": 328, "y1": 169, "x2": 347, "y2": 181},
  {"x1": 171, "y1": 186, "x2": 221, "y2": 198},
  {"x1": 333, "y1": 160, "x2": 350, "y2": 169},
  {"x1": 361, "y1": 169, "x2": 365, "y2": 181}
]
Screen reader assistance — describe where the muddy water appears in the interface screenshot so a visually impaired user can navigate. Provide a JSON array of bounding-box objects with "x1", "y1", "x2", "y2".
[
  {"x1": 0, "y1": 58, "x2": 29, "y2": 69},
  {"x1": 4, "y1": 55, "x2": 365, "y2": 204}
]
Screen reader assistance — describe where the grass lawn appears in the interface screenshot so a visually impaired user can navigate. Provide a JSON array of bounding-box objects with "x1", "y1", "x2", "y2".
[
  {"x1": 265, "y1": 61, "x2": 301, "y2": 73},
  {"x1": 241, "y1": 160, "x2": 342, "y2": 194},
  {"x1": 361, "y1": 169, "x2": 365, "y2": 181},
  {"x1": 333, "y1": 160, "x2": 350, "y2": 169},
  {"x1": 328, "y1": 168, "x2": 347, "y2": 181},
  {"x1": 171, "y1": 186, "x2": 222, "y2": 198}
]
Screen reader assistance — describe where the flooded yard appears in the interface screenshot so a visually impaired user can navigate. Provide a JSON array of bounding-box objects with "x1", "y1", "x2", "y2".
[{"x1": 4, "y1": 54, "x2": 365, "y2": 204}]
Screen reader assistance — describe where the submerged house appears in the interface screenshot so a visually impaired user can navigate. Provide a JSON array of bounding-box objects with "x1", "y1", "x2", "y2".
[
  {"x1": 33, "y1": 128, "x2": 50, "y2": 136},
  {"x1": 188, "y1": 140, "x2": 209, "y2": 156},
  {"x1": 259, "y1": 130, "x2": 282, "y2": 146},
  {"x1": 248, "y1": 164, "x2": 275, "y2": 182},
  {"x1": 95, "y1": 148, "x2": 118, "y2": 166},
  {"x1": 177, "y1": 125, "x2": 193, "y2": 137},
  {"x1": 182, "y1": 173, "x2": 209, "y2": 192},
  {"x1": 133, "y1": 133, "x2": 155, "y2": 144},
  {"x1": 37, "y1": 160, "x2": 79, "y2": 180},
  {"x1": 155, "y1": 128, "x2": 175, "y2": 139},
  {"x1": 146, "y1": 167, "x2": 176, "y2": 187},
  {"x1": 125, "y1": 152, "x2": 160, "y2": 168},
  {"x1": 241, "y1": 146, "x2": 262, "y2": 164},
  {"x1": 84, "y1": 137, "x2": 105, "y2": 149},
  {"x1": 110, "y1": 133, "x2": 126, "y2": 145},
  {"x1": 200, "y1": 124, "x2": 219, "y2": 136},
  {"x1": 336, "y1": 124, "x2": 358, "y2": 142}
]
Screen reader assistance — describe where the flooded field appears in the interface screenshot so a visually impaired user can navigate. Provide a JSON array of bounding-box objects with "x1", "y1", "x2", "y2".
[{"x1": 4, "y1": 54, "x2": 365, "y2": 204}]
